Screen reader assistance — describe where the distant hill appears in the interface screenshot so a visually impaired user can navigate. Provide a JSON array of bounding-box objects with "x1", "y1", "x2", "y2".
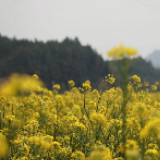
[{"x1": 146, "y1": 50, "x2": 160, "y2": 69}]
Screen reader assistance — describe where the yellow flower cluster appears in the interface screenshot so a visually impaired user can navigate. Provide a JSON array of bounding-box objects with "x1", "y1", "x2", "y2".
[
  {"x1": 0, "y1": 133, "x2": 8, "y2": 158},
  {"x1": 151, "y1": 85, "x2": 157, "y2": 91},
  {"x1": 86, "y1": 145, "x2": 113, "y2": 160},
  {"x1": 0, "y1": 73, "x2": 160, "y2": 160},
  {"x1": 53, "y1": 84, "x2": 61, "y2": 90},
  {"x1": 82, "y1": 80, "x2": 92, "y2": 91},
  {"x1": 68, "y1": 80, "x2": 75, "y2": 87},
  {"x1": 140, "y1": 118, "x2": 160, "y2": 138},
  {"x1": 131, "y1": 75, "x2": 141, "y2": 83},
  {"x1": 107, "y1": 44, "x2": 137, "y2": 59},
  {"x1": 33, "y1": 74, "x2": 39, "y2": 79},
  {"x1": 0, "y1": 73, "x2": 43, "y2": 96},
  {"x1": 105, "y1": 74, "x2": 116, "y2": 84}
]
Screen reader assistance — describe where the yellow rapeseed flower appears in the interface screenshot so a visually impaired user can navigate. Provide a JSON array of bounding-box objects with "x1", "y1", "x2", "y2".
[
  {"x1": 28, "y1": 136, "x2": 40, "y2": 146},
  {"x1": 86, "y1": 145, "x2": 113, "y2": 160},
  {"x1": 145, "y1": 149, "x2": 158, "y2": 156},
  {"x1": 0, "y1": 74, "x2": 43, "y2": 96},
  {"x1": 71, "y1": 151, "x2": 85, "y2": 160},
  {"x1": 33, "y1": 74, "x2": 38, "y2": 79},
  {"x1": 53, "y1": 84, "x2": 61, "y2": 90},
  {"x1": 90, "y1": 112, "x2": 106, "y2": 125},
  {"x1": 140, "y1": 119, "x2": 160, "y2": 138},
  {"x1": 131, "y1": 75, "x2": 141, "y2": 83},
  {"x1": 82, "y1": 80, "x2": 92, "y2": 91},
  {"x1": 107, "y1": 44, "x2": 137, "y2": 59},
  {"x1": 68, "y1": 80, "x2": 75, "y2": 87},
  {"x1": 144, "y1": 81, "x2": 149, "y2": 87},
  {"x1": 0, "y1": 134, "x2": 8, "y2": 158},
  {"x1": 151, "y1": 85, "x2": 157, "y2": 91},
  {"x1": 108, "y1": 76, "x2": 116, "y2": 84}
]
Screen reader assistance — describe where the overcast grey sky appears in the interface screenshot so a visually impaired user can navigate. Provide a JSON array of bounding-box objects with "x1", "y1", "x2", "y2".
[{"x1": 0, "y1": 0, "x2": 160, "y2": 60}]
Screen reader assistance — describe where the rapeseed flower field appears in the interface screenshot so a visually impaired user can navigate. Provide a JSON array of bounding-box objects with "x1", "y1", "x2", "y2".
[{"x1": 0, "y1": 45, "x2": 160, "y2": 160}]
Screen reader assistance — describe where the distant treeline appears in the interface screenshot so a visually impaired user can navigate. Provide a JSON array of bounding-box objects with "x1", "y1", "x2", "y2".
[{"x1": 0, "y1": 34, "x2": 159, "y2": 91}]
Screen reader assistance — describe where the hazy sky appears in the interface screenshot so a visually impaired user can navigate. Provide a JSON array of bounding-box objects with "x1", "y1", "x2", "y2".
[{"x1": 1, "y1": 0, "x2": 160, "y2": 60}]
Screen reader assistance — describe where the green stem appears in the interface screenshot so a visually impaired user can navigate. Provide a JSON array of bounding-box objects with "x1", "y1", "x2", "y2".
[
  {"x1": 11, "y1": 144, "x2": 14, "y2": 158},
  {"x1": 83, "y1": 93, "x2": 89, "y2": 119},
  {"x1": 45, "y1": 152, "x2": 49, "y2": 160},
  {"x1": 12, "y1": 104, "x2": 14, "y2": 115},
  {"x1": 121, "y1": 57, "x2": 128, "y2": 160},
  {"x1": 96, "y1": 82, "x2": 107, "y2": 112}
]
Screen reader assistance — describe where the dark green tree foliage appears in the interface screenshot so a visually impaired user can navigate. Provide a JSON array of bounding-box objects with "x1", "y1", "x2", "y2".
[
  {"x1": 0, "y1": 35, "x2": 106, "y2": 90},
  {"x1": 129, "y1": 57, "x2": 160, "y2": 84},
  {"x1": 0, "y1": 34, "x2": 160, "y2": 90},
  {"x1": 108, "y1": 57, "x2": 160, "y2": 87}
]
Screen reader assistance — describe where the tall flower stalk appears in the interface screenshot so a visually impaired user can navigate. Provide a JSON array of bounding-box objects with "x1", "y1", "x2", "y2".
[{"x1": 107, "y1": 44, "x2": 137, "y2": 160}]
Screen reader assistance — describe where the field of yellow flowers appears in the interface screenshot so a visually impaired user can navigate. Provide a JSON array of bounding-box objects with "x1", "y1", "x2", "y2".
[
  {"x1": 0, "y1": 72, "x2": 159, "y2": 160},
  {"x1": 0, "y1": 45, "x2": 160, "y2": 160}
]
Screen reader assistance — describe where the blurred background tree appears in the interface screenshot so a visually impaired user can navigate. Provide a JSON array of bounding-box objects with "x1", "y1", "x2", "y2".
[{"x1": 0, "y1": 34, "x2": 159, "y2": 91}]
